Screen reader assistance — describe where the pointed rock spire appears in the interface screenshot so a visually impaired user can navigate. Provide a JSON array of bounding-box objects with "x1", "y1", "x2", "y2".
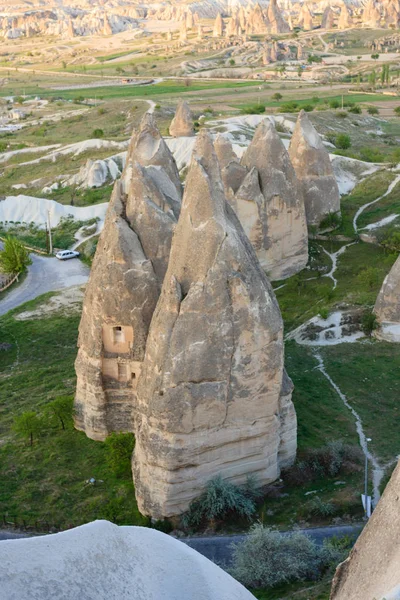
[
  {"x1": 213, "y1": 12, "x2": 224, "y2": 37},
  {"x1": 74, "y1": 120, "x2": 182, "y2": 441},
  {"x1": 128, "y1": 112, "x2": 182, "y2": 197},
  {"x1": 338, "y1": 3, "x2": 352, "y2": 29},
  {"x1": 298, "y1": 3, "x2": 313, "y2": 30},
  {"x1": 330, "y1": 459, "x2": 400, "y2": 600},
  {"x1": 133, "y1": 130, "x2": 289, "y2": 519},
  {"x1": 267, "y1": 0, "x2": 290, "y2": 33},
  {"x1": 169, "y1": 99, "x2": 194, "y2": 138},
  {"x1": 240, "y1": 119, "x2": 308, "y2": 280},
  {"x1": 321, "y1": 6, "x2": 335, "y2": 29},
  {"x1": 373, "y1": 254, "x2": 400, "y2": 342},
  {"x1": 288, "y1": 110, "x2": 340, "y2": 226},
  {"x1": 215, "y1": 134, "x2": 247, "y2": 198}
]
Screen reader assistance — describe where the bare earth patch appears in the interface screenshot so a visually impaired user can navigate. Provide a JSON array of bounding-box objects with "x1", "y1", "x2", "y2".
[{"x1": 14, "y1": 285, "x2": 85, "y2": 320}]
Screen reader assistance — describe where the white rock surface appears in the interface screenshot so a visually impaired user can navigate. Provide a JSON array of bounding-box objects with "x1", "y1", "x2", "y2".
[{"x1": 0, "y1": 520, "x2": 254, "y2": 600}]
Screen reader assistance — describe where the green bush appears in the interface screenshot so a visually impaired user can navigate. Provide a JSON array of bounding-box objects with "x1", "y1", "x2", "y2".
[
  {"x1": 303, "y1": 104, "x2": 315, "y2": 112},
  {"x1": 359, "y1": 147, "x2": 384, "y2": 162},
  {"x1": 92, "y1": 128, "x2": 104, "y2": 138},
  {"x1": 241, "y1": 104, "x2": 266, "y2": 115},
  {"x1": 230, "y1": 525, "x2": 347, "y2": 589},
  {"x1": 104, "y1": 432, "x2": 135, "y2": 478},
  {"x1": 308, "y1": 496, "x2": 336, "y2": 517},
  {"x1": 336, "y1": 111, "x2": 348, "y2": 119},
  {"x1": 329, "y1": 100, "x2": 340, "y2": 109},
  {"x1": 348, "y1": 105, "x2": 361, "y2": 114},
  {"x1": 319, "y1": 212, "x2": 342, "y2": 230},
  {"x1": 357, "y1": 267, "x2": 381, "y2": 290},
  {"x1": 335, "y1": 133, "x2": 351, "y2": 149},
  {"x1": 280, "y1": 101, "x2": 299, "y2": 113},
  {"x1": 182, "y1": 475, "x2": 262, "y2": 528},
  {"x1": 367, "y1": 106, "x2": 379, "y2": 115},
  {"x1": 361, "y1": 310, "x2": 378, "y2": 337}
]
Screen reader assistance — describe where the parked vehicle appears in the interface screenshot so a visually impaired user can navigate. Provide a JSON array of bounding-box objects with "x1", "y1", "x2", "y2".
[{"x1": 55, "y1": 250, "x2": 80, "y2": 261}]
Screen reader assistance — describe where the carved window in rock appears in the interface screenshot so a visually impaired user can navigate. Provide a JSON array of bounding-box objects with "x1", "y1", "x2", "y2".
[{"x1": 113, "y1": 326, "x2": 125, "y2": 344}]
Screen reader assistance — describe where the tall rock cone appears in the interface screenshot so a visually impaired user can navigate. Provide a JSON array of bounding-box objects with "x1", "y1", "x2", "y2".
[
  {"x1": 289, "y1": 110, "x2": 340, "y2": 227},
  {"x1": 133, "y1": 130, "x2": 291, "y2": 519},
  {"x1": 321, "y1": 6, "x2": 335, "y2": 29},
  {"x1": 129, "y1": 112, "x2": 182, "y2": 198},
  {"x1": 213, "y1": 12, "x2": 224, "y2": 37},
  {"x1": 373, "y1": 254, "x2": 400, "y2": 342},
  {"x1": 330, "y1": 459, "x2": 400, "y2": 600},
  {"x1": 103, "y1": 15, "x2": 113, "y2": 35},
  {"x1": 240, "y1": 119, "x2": 308, "y2": 280},
  {"x1": 298, "y1": 3, "x2": 313, "y2": 30},
  {"x1": 338, "y1": 3, "x2": 352, "y2": 29},
  {"x1": 267, "y1": 0, "x2": 290, "y2": 33},
  {"x1": 169, "y1": 99, "x2": 195, "y2": 137},
  {"x1": 74, "y1": 122, "x2": 182, "y2": 442}
]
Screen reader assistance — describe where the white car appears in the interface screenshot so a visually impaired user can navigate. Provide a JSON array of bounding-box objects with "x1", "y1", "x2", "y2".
[{"x1": 55, "y1": 250, "x2": 80, "y2": 261}]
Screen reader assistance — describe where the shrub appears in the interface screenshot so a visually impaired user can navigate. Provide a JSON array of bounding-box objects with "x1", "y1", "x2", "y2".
[
  {"x1": 272, "y1": 92, "x2": 283, "y2": 101},
  {"x1": 0, "y1": 235, "x2": 32, "y2": 274},
  {"x1": 381, "y1": 230, "x2": 400, "y2": 252},
  {"x1": 367, "y1": 106, "x2": 379, "y2": 115},
  {"x1": 359, "y1": 147, "x2": 384, "y2": 162},
  {"x1": 335, "y1": 133, "x2": 351, "y2": 149},
  {"x1": 308, "y1": 496, "x2": 336, "y2": 517},
  {"x1": 319, "y1": 211, "x2": 342, "y2": 230},
  {"x1": 104, "y1": 432, "x2": 135, "y2": 478},
  {"x1": 361, "y1": 310, "x2": 378, "y2": 337},
  {"x1": 336, "y1": 111, "x2": 348, "y2": 119},
  {"x1": 394, "y1": 106, "x2": 400, "y2": 116},
  {"x1": 329, "y1": 100, "x2": 340, "y2": 109},
  {"x1": 241, "y1": 104, "x2": 266, "y2": 115},
  {"x1": 182, "y1": 475, "x2": 261, "y2": 528},
  {"x1": 348, "y1": 105, "x2": 361, "y2": 114},
  {"x1": 230, "y1": 525, "x2": 326, "y2": 589},
  {"x1": 357, "y1": 266, "x2": 381, "y2": 289},
  {"x1": 46, "y1": 396, "x2": 73, "y2": 430},
  {"x1": 303, "y1": 104, "x2": 315, "y2": 112},
  {"x1": 280, "y1": 101, "x2": 299, "y2": 113},
  {"x1": 92, "y1": 128, "x2": 104, "y2": 138},
  {"x1": 13, "y1": 411, "x2": 44, "y2": 446}
]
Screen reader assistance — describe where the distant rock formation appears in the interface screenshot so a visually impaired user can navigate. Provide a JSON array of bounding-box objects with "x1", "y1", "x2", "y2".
[
  {"x1": 169, "y1": 100, "x2": 195, "y2": 137},
  {"x1": 246, "y1": 3, "x2": 268, "y2": 34},
  {"x1": 267, "y1": 0, "x2": 291, "y2": 33},
  {"x1": 103, "y1": 15, "x2": 112, "y2": 36},
  {"x1": 338, "y1": 3, "x2": 352, "y2": 29},
  {"x1": 213, "y1": 12, "x2": 224, "y2": 37},
  {"x1": 330, "y1": 460, "x2": 400, "y2": 600},
  {"x1": 298, "y1": 3, "x2": 313, "y2": 30},
  {"x1": 363, "y1": 0, "x2": 382, "y2": 28},
  {"x1": 74, "y1": 115, "x2": 181, "y2": 441},
  {"x1": 133, "y1": 130, "x2": 293, "y2": 518},
  {"x1": 240, "y1": 120, "x2": 308, "y2": 280},
  {"x1": 373, "y1": 254, "x2": 400, "y2": 342},
  {"x1": 67, "y1": 156, "x2": 122, "y2": 189},
  {"x1": 0, "y1": 520, "x2": 255, "y2": 600},
  {"x1": 226, "y1": 14, "x2": 241, "y2": 37},
  {"x1": 288, "y1": 110, "x2": 340, "y2": 226},
  {"x1": 321, "y1": 6, "x2": 335, "y2": 29}
]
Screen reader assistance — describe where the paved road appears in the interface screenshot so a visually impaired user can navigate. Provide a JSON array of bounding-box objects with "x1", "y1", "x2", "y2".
[
  {"x1": 184, "y1": 524, "x2": 363, "y2": 566},
  {"x1": 0, "y1": 531, "x2": 29, "y2": 540},
  {"x1": 0, "y1": 247, "x2": 89, "y2": 316}
]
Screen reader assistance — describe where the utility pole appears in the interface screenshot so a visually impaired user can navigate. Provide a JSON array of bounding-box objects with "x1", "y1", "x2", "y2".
[
  {"x1": 363, "y1": 437, "x2": 372, "y2": 519},
  {"x1": 47, "y1": 210, "x2": 53, "y2": 255},
  {"x1": 341, "y1": 94, "x2": 344, "y2": 110}
]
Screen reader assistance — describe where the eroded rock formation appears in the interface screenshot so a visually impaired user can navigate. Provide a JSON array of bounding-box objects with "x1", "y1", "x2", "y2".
[
  {"x1": 133, "y1": 130, "x2": 294, "y2": 518},
  {"x1": 240, "y1": 120, "x2": 308, "y2": 280},
  {"x1": 267, "y1": 0, "x2": 290, "y2": 33},
  {"x1": 330, "y1": 460, "x2": 400, "y2": 600},
  {"x1": 214, "y1": 134, "x2": 247, "y2": 198},
  {"x1": 169, "y1": 100, "x2": 195, "y2": 138},
  {"x1": 74, "y1": 114, "x2": 181, "y2": 441},
  {"x1": 338, "y1": 3, "x2": 352, "y2": 29},
  {"x1": 288, "y1": 110, "x2": 340, "y2": 226},
  {"x1": 213, "y1": 12, "x2": 224, "y2": 37},
  {"x1": 321, "y1": 6, "x2": 335, "y2": 29},
  {"x1": 373, "y1": 254, "x2": 400, "y2": 342}
]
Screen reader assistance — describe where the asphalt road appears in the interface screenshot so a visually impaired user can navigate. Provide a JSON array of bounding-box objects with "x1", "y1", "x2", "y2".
[
  {"x1": 184, "y1": 524, "x2": 363, "y2": 566},
  {"x1": 0, "y1": 247, "x2": 89, "y2": 316}
]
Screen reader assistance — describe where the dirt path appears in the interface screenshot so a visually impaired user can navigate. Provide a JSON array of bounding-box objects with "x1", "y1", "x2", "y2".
[{"x1": 353, "y1": 172, "x2": 400, "y2": 233}]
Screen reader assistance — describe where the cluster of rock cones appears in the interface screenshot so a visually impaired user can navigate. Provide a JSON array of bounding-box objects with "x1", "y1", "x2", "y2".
[{"x1": 74, "y1": 108, "x2": 340, "y2": 519}]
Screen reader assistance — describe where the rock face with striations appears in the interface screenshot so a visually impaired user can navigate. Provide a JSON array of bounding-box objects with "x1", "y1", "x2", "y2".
[
  {"x1": 132, "y1": 130, "x2": 294, "y2": 519},
  {"x1": 240, "y1": 119, "x2": 308, "y2": 280},
  {"x1": 321, "y1": 6, "x2": 335, "y2": 29},
  {"x1": 214, "y1": 134, "x2": 247, "y2": 198},
  {"x1": 330, "y1": 460, "x2": 400, "y2": 600},
  {"x1": 373, "y1": 254, "x2": 400, "y2": 342},
  {"x1": 289, "y1": 110, "x2": 340, "y2": 227},
  {"x1": 74, "y1": 114, "x2": 181, "y2": 441},
  {"x1": 169, "y1": 100, "x2": 195, "y2": 138}
]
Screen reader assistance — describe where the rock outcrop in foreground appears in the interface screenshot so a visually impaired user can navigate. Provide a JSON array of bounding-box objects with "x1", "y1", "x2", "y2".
[
  {"x1": 133, "y1": 130, "x2": 294, "y2": 518},
  {"x1": 330, "y1": 460, "x2": 400, "y2": 600},
  {"x1": 74, "y1": 114, "x2": 181, "y2": 441},
  {"x1": 240, "y1": 119, "x2": 309, "y2": 280},
  {"x1": 373, "y1": 254, "x2": 400, "y2": 342},
  {"x1": 169, "y1": 100, "x2": 195, "y2": 138},
  {"x1": 0, "y1": 520, "x2": 255, "y2": 600},
  {"x1": 289, "y1": 110, "x2": 340, "y2": 227}
]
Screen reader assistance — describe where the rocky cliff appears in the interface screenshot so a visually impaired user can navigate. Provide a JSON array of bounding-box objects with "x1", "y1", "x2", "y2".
[{"x1": 132, "y1": 130, "x2": 294, "y2": 518}]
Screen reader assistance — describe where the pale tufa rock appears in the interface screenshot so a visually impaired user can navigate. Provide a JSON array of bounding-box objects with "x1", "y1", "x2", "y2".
[
  {"x1": 373, "y1": 254, "x2": 400, "y2": 342},
  {"x1": 169, "y1": 100, "x2": 195, "y2": 138}
]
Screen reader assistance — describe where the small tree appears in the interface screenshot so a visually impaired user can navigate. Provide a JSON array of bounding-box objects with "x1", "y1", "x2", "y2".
[
  {"x1": 361, "y1": 310, "x2": 378, "y2": 337},
  {"x1": 104, "y1": 432, "x2": 135, "y2": 477},
  {"x1": 13, "y1": 411, "x2": 43, "y2": 446},
  {"x1": 0, "y1": 236, "x2": 31, "y2": 278},
  {"x1": 47, "y1": 396, "x2": 72, "y2": 431},
  {"x1": 92, "y1": 128, "x2": 104, "y2": 139},
  {"x1": 394, "y1": 106, "x2": 400, "y2": 116},
  {"x1": 367, "y1": 106, "x2": 379, "y2": 115},
  {"x1": 272, "y1": 92, "x2": 282, "y2": 102}
]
